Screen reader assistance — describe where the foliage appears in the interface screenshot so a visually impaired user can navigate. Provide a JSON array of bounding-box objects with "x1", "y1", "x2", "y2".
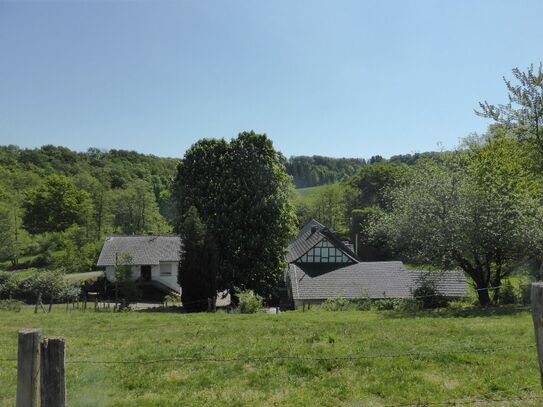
[
  {"x1": 111, "y1": 179, "x2": 169, "y2": 235},
  {"x1": 305, "y1": 184, "x2": 347, "y2": 234},
  {"x1": 178, "y1": 206, "x2": 217, "y2": 312},
  {"x1": 476, "y1": 63, "x2": 543, "y2": 156},
  {"x1": 284, "y1": 156, "x2": 366, "y2": 188},
  {"x1": 344, "y1": 161, "x2": 410, "y2": 211},
  {"x1": 413, "y1": 276, "x2": 449, "y2": 309},
  {"x1": 371, "y1": 135, "x2": 541, "y2": 305},
  {"x1": 319, "y1": 297, "x2": 419, "y2": 312},
  {"x1": 321, "y1": 297, "x2": 351, "y2": 311},
  {"x1": 0, "y1": 299, "x2": 23, "y2": 312},
  {"x1": 496, "y1": 283, "x2": 519, "y2": 305},
  {"x1": 163, "y1": 293, "x2": 181, "y2": 307},
  {"x1": 174, "y1": 131, "x2": 297, "y2": 297},
  {"x1": 236, "y1": 289, "x2": 262, "y2": 313},
  {"x1": 22, "y1": 174, "x2": 92, "y2": 234},
  {"x1": 114, "y1": 253, "x2": 140, "y2": 306},
  {"x1": 0, "y1": 271, "x2": 22, "y2": 299},
  {"x1": 350, "y1": 207, "x2": 391, "y2": 261},
  {"x1": 0, "y1": 145, "x2": 177, "y2": 272}
]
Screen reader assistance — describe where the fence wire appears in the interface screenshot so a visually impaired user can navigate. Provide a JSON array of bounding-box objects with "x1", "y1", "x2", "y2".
[{"x1": 0, "y1": 344, "x2": 532, "y2": 365}]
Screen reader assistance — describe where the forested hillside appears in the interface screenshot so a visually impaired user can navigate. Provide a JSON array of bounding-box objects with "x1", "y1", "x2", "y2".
[
  {"x1": 0, "y1": 145, "x2": 178, "y2": 272},
  {"x1": 284, "y1": 155, "x2": 366, "y2": 188}
]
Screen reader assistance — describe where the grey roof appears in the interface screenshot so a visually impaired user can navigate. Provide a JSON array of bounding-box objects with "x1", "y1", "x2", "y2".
[
  {"x1": 297, "y1": 219, "x2": 325, "y2": 239},
  {"x1": 287, "y1": 229, "x2": 324, "y2": 263},
  {"x1": 97, "y1": 236, "x2": 181, "y2": 266},
  {"x1": 409, "y1": 270, "x2": 468, "y2": 298},
  {"x1": 288, "y1": 261, "x2": 413, "y2": 300}
]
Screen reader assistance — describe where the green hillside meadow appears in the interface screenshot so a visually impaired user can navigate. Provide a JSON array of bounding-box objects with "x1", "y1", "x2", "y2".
[
  {"x1": 296, "y1": 184, "x2": 329, "y2": 199},
  {"x1": 0, "y1": 306, "x2": 541, "y2": 406}
]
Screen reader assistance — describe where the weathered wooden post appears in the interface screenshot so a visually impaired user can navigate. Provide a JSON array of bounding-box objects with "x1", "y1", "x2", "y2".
[
  {"x1": 40, "y1": 337, "x2": 66, "y2": 407},
  {"x1": 16, "y1": 328, "x2": 42, "y2": 407},
  {"x1": 531, "y1": 282, "x2": 543, "y2": 388}
]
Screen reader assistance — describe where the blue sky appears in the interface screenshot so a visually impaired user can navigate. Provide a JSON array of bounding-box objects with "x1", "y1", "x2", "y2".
[{"x1": 1, "y1": 1, "x2": 542, "y2": 158}]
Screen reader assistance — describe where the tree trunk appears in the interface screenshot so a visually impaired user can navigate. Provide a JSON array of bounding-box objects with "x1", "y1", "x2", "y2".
[{"x1": 476, "y1": 287, "x2": 491, "y2": 306}]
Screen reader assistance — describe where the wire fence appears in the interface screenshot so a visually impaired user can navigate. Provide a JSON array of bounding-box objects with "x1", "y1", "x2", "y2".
[
  {"x1": 2, "y1": 283, "x2": 540, "y2": 405},
  {"x1": 0, "y1": 343, "x2": 534, "y2": 365}
]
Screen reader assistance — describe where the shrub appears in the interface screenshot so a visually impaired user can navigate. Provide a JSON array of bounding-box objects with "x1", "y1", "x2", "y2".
[
  {"x1": 237, "y1": 289, "x2": 262, "y2": 313},
  {"x1": 413, "y1": 277, "x2": 449, "y2": 309},
  {"x1": 496, "y1": 283, "x2": 519, "y2": 305},
  {"x1": 352, "y1": 297, "x2": 372, "y2": 311},
  {"x1": 0, "y1": 299, "x2": 23, "y2": 312},
  {"x1": 372, "y1": 298, "x2": 397, "y2": 310},
  {"x1": 321, "y1": 298, "x2": 352, "y2": 311},
  {"x1": 0, "y1": 272, "x2": 22, "y2": 299},
  {"x1": 394, "y1": 298, "x2": 421, "y2": 312},
  {"x1": 164, "y1": 293, "x2": 181, "y2": 307}
]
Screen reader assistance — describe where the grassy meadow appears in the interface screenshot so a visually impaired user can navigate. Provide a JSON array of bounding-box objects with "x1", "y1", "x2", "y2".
[
  {"x1": 0, "y1": 306, "x2": 541, "y2": 406},
  {"x1": 295, "y1": 184, "x2": 330, "y2": 199}
]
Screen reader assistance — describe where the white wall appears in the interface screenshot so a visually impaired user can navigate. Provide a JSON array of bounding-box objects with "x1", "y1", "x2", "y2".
[
  {"x1": 104, "y1": 262, "x2": 180, "y2": 293},
  {"x1": 152, "y1": 262, "x2": 180, "y2": 292}
]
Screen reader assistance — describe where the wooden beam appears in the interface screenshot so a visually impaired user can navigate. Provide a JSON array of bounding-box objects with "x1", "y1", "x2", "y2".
[
  {"x1": 40, "y1": 337, "x2": 66, "y2": 407},
  {"x1": 16, "y1": 328, "x2": 42, "y2": 407}
]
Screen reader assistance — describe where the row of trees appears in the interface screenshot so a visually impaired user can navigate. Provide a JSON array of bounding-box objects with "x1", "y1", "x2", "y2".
[{"x1": 284, "y1": 155, "x2": 366, "y2": 188}]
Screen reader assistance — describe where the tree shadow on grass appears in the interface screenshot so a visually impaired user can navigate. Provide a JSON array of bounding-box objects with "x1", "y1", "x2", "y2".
[{"x1": 381, "y1": 304, "x2": 530, "y2": 319}]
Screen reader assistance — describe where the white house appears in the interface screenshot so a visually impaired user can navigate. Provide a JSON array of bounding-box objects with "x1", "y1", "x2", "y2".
[{"x1": 96, "y1": 235, "x2": 181, "y2": 293}]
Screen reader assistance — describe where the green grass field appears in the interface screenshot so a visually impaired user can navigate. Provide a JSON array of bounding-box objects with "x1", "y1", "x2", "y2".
[
  {"x1": 295, "y1": 184, "x2": 330, "y2": 199},
  {"x1": 0, "y1": 306, "x2": 541, "y2": 406}
]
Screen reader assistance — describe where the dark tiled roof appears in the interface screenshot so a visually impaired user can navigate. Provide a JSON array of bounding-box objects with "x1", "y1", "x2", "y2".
[
  {"x1": 286, "y1": 229, "x2": 324, "y2": 263},
  {"x1": 409, "y1": 270, "x2": 468, "y2": 298},
  {"x1": 96, "y1": 235, "x2": 181, "y2": 266},
  {"x1": 297, "y1": 219, "x2": 325, "y2": 238},
  {"x1": 288, "y1": 261, "x2": 413, "y2": 300}
]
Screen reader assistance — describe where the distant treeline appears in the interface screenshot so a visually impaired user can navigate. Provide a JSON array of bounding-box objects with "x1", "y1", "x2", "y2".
[{"x1": 285, "y1": 152, "x2": 441, "y2": 188}]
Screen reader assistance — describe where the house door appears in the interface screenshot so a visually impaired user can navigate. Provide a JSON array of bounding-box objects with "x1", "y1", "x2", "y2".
[{"x1": 141, "y1": 265, "x2": 152, "y2": 282}]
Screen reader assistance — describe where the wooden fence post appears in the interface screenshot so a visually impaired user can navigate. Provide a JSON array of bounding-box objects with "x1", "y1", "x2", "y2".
[
  {"x1": 40, "y1": 337, "x2": 66, "y2": 407},
  {"x1": 531, "y1": 282, "x2": 543, "y2": 388},
  {"x1": 16, "y1": 328, "x2": 42, "y2": 407}
]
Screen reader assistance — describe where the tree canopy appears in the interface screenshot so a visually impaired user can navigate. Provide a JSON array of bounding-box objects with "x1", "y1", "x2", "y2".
[
  {"x1": 370, "y1": 135, "x2": 541, "y2": 305},
  {"x1": 174, "y1": 131, "x2": 297, "y2": 298}
]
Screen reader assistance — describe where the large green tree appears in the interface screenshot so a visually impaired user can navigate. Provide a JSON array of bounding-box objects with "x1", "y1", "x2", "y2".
[
  {"x1": 174, "y1": 131, "x2": 296, "y2": 298},
  {"x1": 22, "y1": 175, "x2": 92, "y2": 234},
  {"x1": 371, "y1": 135, "x2": 540, "y2": 306}
]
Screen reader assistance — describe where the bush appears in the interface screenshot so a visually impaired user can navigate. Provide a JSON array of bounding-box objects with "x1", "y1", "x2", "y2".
[
  {"x1": 352, "y1": 297, "x2": 372, "y2": 311},
  {"x1": 0, "y1": 299, "x2": 23, "y2": 312},
  {"x1": 372, "y1": 298, "x2": 397, "y2": 310},
  {"x1": 237, "y1": 289, "x2": 262, "y2": 314},
  {"x1": 0, "y1": 272, "x2": 22, "y2": 299},
  {"x1": 496, "y1": 283, "x2": 519, "y2": 305},
  {"x1": 413, "y1": 277, "x2": 449, "y2": 309},
  {"x1": 321, "y1": 298, "x2": 352, "y2": 311},
  {"x1": 164, "y1": 293, "x2": 181, "y2": 307}
]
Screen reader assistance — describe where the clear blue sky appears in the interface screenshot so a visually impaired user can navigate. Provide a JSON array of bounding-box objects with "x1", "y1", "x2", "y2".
[{"x1": 1, "y1": 1, "x2": 542, "y2": 159}]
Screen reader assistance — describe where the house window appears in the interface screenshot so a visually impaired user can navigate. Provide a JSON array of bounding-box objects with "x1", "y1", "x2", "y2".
[{"x1": 160, "y1": 263, "x2": 172, "y2": 276}]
